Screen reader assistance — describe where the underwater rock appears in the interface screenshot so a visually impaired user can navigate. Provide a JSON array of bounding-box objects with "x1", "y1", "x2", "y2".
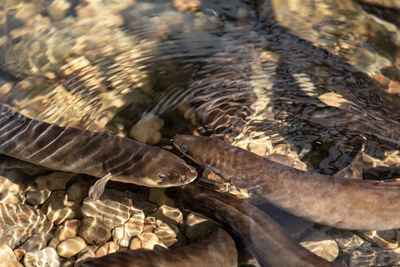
[
  {"x1": 129, "y1": 237, "x2": 141, "y2": 250},
  {"x1": 360, "y1": 229, "x2": 400, "y2": 250},
  {"x1": 150, "y1": 204, "x2": 183, "y2": 226},
  {"x1": 67, "y1": 179, "x2": 92, "y2": 204},
  {"x1": 138, "y1": 232, "x2": 167, "y2": 250},
  {"x1": 0, "y1": 244, "x2": 22, "y2": 267},
  {"x1": 25, "y1": 188, "x2": 51, "y2": 205},
  {"x1": 20, "y1": 219, "x2": 53, "y2": 251},
  {"x1": 79, "y1": 217, "x2": 111, "y2": 245},
  {"x1": 129, "y1": 113, "x2": 164, "y2": 145},
  {"x1": 148, "y1": 188, "x2": 175, "y2": 207},
  {"x1": 75, "y1": 246, "x2": 98, "y2": 265},
  {"x1": 35, "y1": 172, "x2": 76, "y2": 191},
  {"x1": 142, "y1": 216, "x2": 157, "y2": 233},
  {"x1": 154, "y1": 220, "x2": 177, "y2": 247},
  {"x1": 56, "y1": 219, "x2": 81, "y2": 241},
  {"x1": 57, "y1": 236, "x2": 87, "y2": 258},
  {"x1": 47, "y1": 0, "x2": 71, "y2": 21},
  {"x1": 185, "y1": 212, "x2": 218, "y2": 243},
  {"x1": 24, "y1": 247, "x2": 60, "y2": 267},
  {"x1": 42, "y1": 191, "x2": 77, "y2": 224},
  {"x1": 95, "y1": 241, "x2": 120, "y2": 257}
]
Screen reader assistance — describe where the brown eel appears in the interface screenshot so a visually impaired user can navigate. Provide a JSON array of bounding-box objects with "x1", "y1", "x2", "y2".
[
  {"x1": 0, "y1": 104, "x2": 197, "y2": 199},
  {"x1": 179, "y1": 182, "x2": 342, "y2": 267},
  {"x1": 173, "y1": 134, "x2": 400, "y2": 230},
  {"x1": 79, "y1": 227, "x2": 237, "y2": 267}
]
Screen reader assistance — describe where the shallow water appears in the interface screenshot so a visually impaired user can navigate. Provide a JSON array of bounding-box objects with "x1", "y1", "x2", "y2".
[{"x1": 0, "y1": 0, "x2": 400, "y2": 266}]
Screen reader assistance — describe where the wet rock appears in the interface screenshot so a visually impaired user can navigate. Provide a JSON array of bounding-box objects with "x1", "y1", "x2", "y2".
[
  {"x1": 0, "y1": 192, "x2": 20, "y2": 204},
  {"x1": 154, "y1": 220, "x2": 177, "y2": 247},
  {"x1": 13, "y1": 248, "x2": 25, "y2": 262},
  {"x1": 129, "y1": 237, "x2": 142, "y2": 250},
  {"x1": 14, "y1": 3, "x2": 43, "y2": 22},
  {"x1": 327, "y1": 229, "x2": 365, "y2": 249},
  {"x1": 42, "y1": 191, "x2": 77, "y2": 224},
  {"x1": 113, "y1": 208, "x2": 145, "y2": 247},
  {"x1": 75, "y1": 246, "x2": 98, "y2": 265},
  {"x1": 47, "y1": 0, "x2": 71, "y2": 21},
  {"x1": 48, "y1": 237, "x2": 60, "y2": 249},
  {"x1": 148, "y1": 188, "x2": 175, "y2": 207},
  {"x1": 359, "y1": 229, "x2": 400, "y2": 250},
  {"x1": 56, "y1": 219, "x2": 81, "y2": 241},
  {"x1": 25, "y1": 188, "x2": 51, "y2": 205},
  {"x1": 138, "y1": 232, "x2": 167, "y2": 250},
  {"x1": 24, "y1": 247, "x2": 60, "y2": 267},
  {"x1": 0, "y1": 176, "x2": 24, "y2": 195},
  {"x1": 150, "y1": 205, "x2": 183, "y2": 226},
  {"x1": 130, "y1": 113, "x2": 164, "y2": 145},
  {"x1": 57, "y1": 237, "x2": 87, "y2": 258},
  {"x1": 20, "y1": 219, "x2": 53, "y2": 251},
  {"x1": 35, "y1": 172, "x2": 76, "y2": 191},
  {"x1": 67, "y1": 179, "x2": 92, "y2": 203},
  {"x1": 173, "y1": 0, "x2": 200, "y2": 11},
  {"x1": 112, "y1": 225, "x2": 130, "y2": 247},
  {"x1": 185, "y1": 212, "x2": 218, "y2": 242},
  {"x1": 0, "y1": 244, "x2": 22, "y2": 267},
  {"x1": 0, "y1": 203, "x2": 50, "y2": 249},
  {"x1": 79, "y1": 217, "x2": 111, "y2": 245},
  {"x1": 143, "y1": 217, "x2": 157, "y2": 233},
  {"x1": 95, "y1": 241, "x2": 120, "y2": 257},
  {"x1": 300, "y1": 230, "x2": 339, "y2": 262}
]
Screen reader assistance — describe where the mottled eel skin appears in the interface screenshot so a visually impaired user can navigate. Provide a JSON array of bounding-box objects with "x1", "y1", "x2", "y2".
[
  {"x1": 79, "y1": 227, "x2": 237, "y2": 267},
  {"x1": 180, "y1": 182, "x2": 342, "y2": 267},
  {"x1": 174, "y1": 135, "x2": 400, "y2": 230},
  {"x1": 0, "y1": 105, "x2": 197, "y2": 199}
]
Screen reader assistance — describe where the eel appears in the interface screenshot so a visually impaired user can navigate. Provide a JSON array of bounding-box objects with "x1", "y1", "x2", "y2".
[
  {"x1": 179, "y1": 182, "x2": 342, "y2": 267},
  {"x1": 0, "y1": 104, "x2": 197, "y2": 200},
  {"x1": 79, "y1": 227, "x2": 237, "y2": 267},
  {"x1": 173, "y1": 134, "x2": 400, "y2": 230}
]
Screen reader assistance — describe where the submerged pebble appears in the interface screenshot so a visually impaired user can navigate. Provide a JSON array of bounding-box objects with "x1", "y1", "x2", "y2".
[
  {"x1": 57, "y1": 236, "x2": 87, "y2": 258},
  {"x1": 24, "y1": 247, "x2": 60, "y2": 267}
]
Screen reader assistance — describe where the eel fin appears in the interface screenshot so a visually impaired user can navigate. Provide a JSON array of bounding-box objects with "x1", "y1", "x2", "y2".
[
  {"x1": 231, "y1": 177, "x2": 261, "y2": 190},
  {"x1": 88, "y1": 173, "x2": 112, "y2": 201}
]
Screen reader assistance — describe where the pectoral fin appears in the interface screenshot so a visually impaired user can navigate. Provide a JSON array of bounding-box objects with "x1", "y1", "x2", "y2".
[
  {"x1": 231, "y1": 177, "x2": 261, "y2": 190},
  {"x1": 88, "y1": 173, "x2": 112, "y2": 201}
]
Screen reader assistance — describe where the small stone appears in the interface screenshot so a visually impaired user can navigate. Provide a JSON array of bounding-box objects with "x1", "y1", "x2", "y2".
[
  {"x1": 0, "y1": 244, "x2": 21, "y2": 267},
  {"x1": 56, "y1": 219, "x2": 81, "y2": 241},
  {"x1": 14, "y1": 3, "x2": 43, "y2": 22},
  {"x1": 95, "y1": 241, "x2": 120, "y2": 257},
  {"x1": 47, "y1": 0, "x2": 71, "y2": 21},
  {"x1": 48, "y1": 238, "x2": 60, "y2": 249},
  {"x1": 359, "y1": 230, "x2": 400, "y2": 250},
  {"x1": 20, "y1": 219, "x2": 53, "y2": 251},
  {"x1": 42, "y1": 191, "x2": 77, "y2": 224},
  {"x1": 112, "y1": 225, "x2": 130, "y2": 247},
  {"x1": 138, "y1": 233, "x2": 166, "y2": 250},
  {"x1": 57, "y1": 237, "x2": 87, "y2": 258},
  {"x1": 185, "y1": 212, "x2": 218, "y2": 242},
  {"x1": 300, "y1": 231, "x2": 339, "y2": 262},
  {"x1": 67, "y1": 179, "x2": 92, "y2": 203},
  {"x1": 0, "y1": 192, "x2": 20, "y2": 204},
  {"x1": 130, "y1": 114, "x2": 164, "y2": 145},
  {"x1": 79, "y1": 217, "x2": 111, "y2": 245},
  {"x1": 13, "y1": 248, "x2": 25, "y2": 262},
  {"x1": 129, "y1": 237, "x2": 141, "y2": 250},
  {"x1": 173, "y1": 0, "x2": 200, "y2": 11},
  {"x1": 143, "y1": 217, "x2": 157, "y2": 233},
  {"x1": 26, "y1": 188, "x2": 51, "y2": 205},
  {"x1": 0, "y1": 176, "x2": 23, "y2": 195},
  {"x1": 35, "y1": 172, "x2": 76, "y2": 191},
  {"x1": 75, "y1": 246, "x2": 97, "y2": 264},
  {"x1": 148, "y1": 188, "x2": 175, "y2": 206},
  {"x1": 154, "y1": 221, "x2": 177, "y2": 247},
  {"x1": 125, "y1": 208, "x2": 145, "y2": 236},
  {"x1": 24, "y1": 247, "x2": 60, "y2": 267},
  {"x1": 150, "y1": 205, "x2": 183, "y2": 226}
]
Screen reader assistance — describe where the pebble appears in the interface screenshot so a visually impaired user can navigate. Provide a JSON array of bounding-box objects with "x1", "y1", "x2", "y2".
[
  {"x1": 154, "y1": 220, "x2": 177, "y2": 247},
  {"x1": 129, "y1": 113, "x2": 164, "y2": 145},
  {"x1": 47, "y1": 0, "x2": 71, "y2": 21},
  {"x1": 95, "y1": 241, "x2": 120, "y2": 257},
  {"x1": 79, "y1": 217, "x2": 111, "y2": 245},
  {"x1": 0, "y1": 203, "x2": 49, "y2": 249},
  {"x1": 42, "y1": 191, "x2": 77, "y2": 224},
  {"x1": 20, "y1": 219, "x2": 53, "y2": 251},
  {"x1": 129, "y1": 237, "x2": 142, "y2": 250},
  {"x1": 300, "y1": 230, "x2": 339, "y2": 262},
  {"x1": 25, "y1": 188, "x2": 51, "y2": 205},
  {"x1": 143, "y1": 217, "x2": 157, "y2": 233},
  {"x1": 35, "y1": 172, "x2": 76, "y2": 191},
  {"x1": 57, "y1": 237, "x2": 87, "y2": 258},
  {"x1": 185, "y1": 212, "x2": 218, "y2": 242},
  {"x1": 13, "y1": 248, "x2": 25, "y2": 262},
  {"x1": 56, "y1": 219, "x2": 81, "y2": 241},
  {"x1": 0, "y1": 244, "x2": 22, "y2": 267},
  {"x1": 0, "y1": 192, "x2": 20, "y2": 204},
  {"x1": 24, "y1": 247, "x2": 60, "y2": 267},
  {"x1": 112, "y1": 225, "x2": 131, "y2": 247},
  {"x1": 150, "y1": 204, "x2": 183, "y2": 226},
  {"x1": 359, "y1": 229, "x2": 400, "y2": 250},
  {"x1": 75, "y1": 246, "x2": 98, "y2": 265},
  {"x1": 138, "y1": 232, "x2": 167, "y2": 250},
  {"x1": 67, "y1": 179, "x2": 92, "y2": 203}
]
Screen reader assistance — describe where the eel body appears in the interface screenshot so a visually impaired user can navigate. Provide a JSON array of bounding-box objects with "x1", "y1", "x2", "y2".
[
  {"x1": 0, "y1": 105, "x2": 197, "y2": 197},
  {"x1": 79, "y1": 227, "x2": 237, "y2": 267},
  {"x1": 180, "y1": 182, "x2": 341, "y2": 267},
  {"x1": 173, "y1": 135, "x2": 400, "y2": 230}
]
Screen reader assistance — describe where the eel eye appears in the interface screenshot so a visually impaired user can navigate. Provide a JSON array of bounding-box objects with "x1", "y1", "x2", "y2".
[
  {"x1": 158, "y1": 172, "x2": 167, "y2": 180},
  {"x1": 180, "y1": 144, "x2": 188, "y2": 153}
]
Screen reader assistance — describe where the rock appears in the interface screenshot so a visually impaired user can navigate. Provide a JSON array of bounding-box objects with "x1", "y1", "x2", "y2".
[
  {"x1": 112, "y1": 225, "x2": 131, "y2": 247},
  {"x1": 300, "y1": 230, "x2": 339, "y2": 262},
  {"x1": 129, "y1": 113, "x2": 164, "y2": 145},
  {"x1": 154, "y1": 220, "x2": 177, "y2": 247},
  {"x1": 47, "y1": 0, "x2": 71, "y2": 21},
  {"x1": 0, "y1": 192, "x2": 20, "y2": 204},
  {"x1": 148, "y1": 188, "x2": 175, "y2": 206},
  {"x1": 25, "y1": 188, "x2": 51, "y2": 205},
  {"x1": 24, "y1": 247, "x2": 60, "y2": 267},
  {"x1": 125, "y1": 208, "x2": 145, "y2": 236},
  {"x1": 79, "y1": 217, "x2": 111, "y2": 245},
  {"x1": 35, "y1": 172, "x2": 76, "y2": 191},
  {"x1": 129, "y1": 237, "x2": 141, "y2": 250},
  {"x1": 67, "y1": 179, "x2": 92, "y2": 203},
  {"x1": 20, "y1": 219, "x2": 53, "y2": 251},
  {"x1": 48, "y1": 237, "x2": 60, "y2": 249},
  {"x1": 42, "y1": 191, "x2": 77, "y2": 224},
  {"x1": 57, "y1": 237, "x2": 87, "y2": 258},
  {"x1": 138, "y1": 232, "x2": 166, "y2": 250},
  {"x1": 359, "y1": 230, "x2": 400, "y2": 250},
  {"x1": 0, "y1": 203, "x2": 50, "y2": 249},
  {"x1": 75, "y1": 246, "x2": 98, "y2": 265},
  {"x1": 95, "y1": 241, "x2": 120, "y2": 257},
  {"x1": 150, "y1": 205, "x2": 183, "y2": 226},
  {"x1": 0, "y1": 244, "x2": 22, "y2": 267},
  {"x1": 143, "y1": 217, "x2": 157, "y2": 233},
  {"x1": 173, "y1": 0, "x2": 200, "y2": 11},
  {"x1": 13, "y1": 248, "x2": 25, "y2": 262},
  {"x1": 0, "y1": 176, "x2": 24, "y2": 195},
  {"x1": 56, "y1": 219, "x2": 81, "y2": 241},
  {"x1": 185, "y1": 212, "x2": 218, "y2": 242}
]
